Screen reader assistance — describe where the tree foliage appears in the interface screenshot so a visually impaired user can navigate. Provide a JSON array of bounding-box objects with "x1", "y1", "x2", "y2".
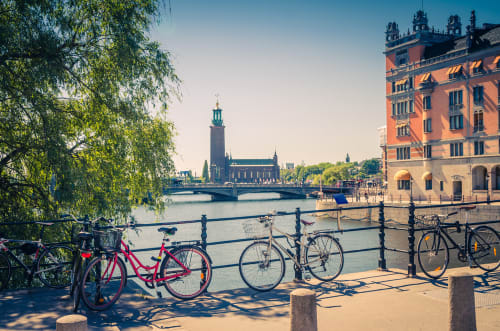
[
  {"x1": 202, "y1": 160, "x2": 209, "y2": 183},
  {"x1": 0, "y1": 0, "x2": 179, "y2": 222}
]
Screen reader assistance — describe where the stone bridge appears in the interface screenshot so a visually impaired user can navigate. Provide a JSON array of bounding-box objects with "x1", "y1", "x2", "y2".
[{"x1": 164, "y1": 183, "x2": 352, "y2": 201}]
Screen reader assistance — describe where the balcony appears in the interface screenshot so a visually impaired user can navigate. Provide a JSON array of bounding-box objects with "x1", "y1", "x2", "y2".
[
  {"x1": 418, "y1": 81, "x2": 434, "y2": 93},
  {"x1": 395, "y1": 113, "x2": 409, "y2": 121}
]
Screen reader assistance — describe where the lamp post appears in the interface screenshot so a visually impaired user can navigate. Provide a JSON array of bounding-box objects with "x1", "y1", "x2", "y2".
[{"x1": 410, "y1": 176, "x2": 414, "y2": 202}]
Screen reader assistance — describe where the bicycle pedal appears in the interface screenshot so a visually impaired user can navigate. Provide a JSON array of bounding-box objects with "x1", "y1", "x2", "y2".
[
  {"x1": 156, "y1": 291, "x2": 162, "y2": 298},
  {"x1": 304, "y1": 275, "x2": 311, "y2": 281}
]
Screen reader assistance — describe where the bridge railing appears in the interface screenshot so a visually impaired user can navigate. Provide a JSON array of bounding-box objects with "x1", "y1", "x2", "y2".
[{"x1": 2, "y1": 199, "x2": 500, "y2": 289}]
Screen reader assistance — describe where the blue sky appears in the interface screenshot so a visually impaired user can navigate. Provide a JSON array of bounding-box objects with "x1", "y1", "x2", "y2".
[{"x1": 150, "y1": 0, "x2": 500, "y2": 175}]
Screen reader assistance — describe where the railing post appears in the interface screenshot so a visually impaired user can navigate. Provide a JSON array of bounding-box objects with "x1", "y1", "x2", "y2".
[
  {"x1": 200, "y1": 214, "x2": 208, "y2": 291},
  {"x1": 201, "y1": 214, "x2": 207, "y2": 252},
  {"x1": 294, "y1": 208, "x2": 303, "y2": 282},
  {"x1": 408, "y1": 201, "x2": 416, "y2": 277},
  {"x1": 378, "y1": 201, "x2": 387, "y2": 270}
]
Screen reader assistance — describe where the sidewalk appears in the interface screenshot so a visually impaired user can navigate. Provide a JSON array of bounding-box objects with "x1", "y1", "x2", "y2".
[{"x1": 1, "y1": 267, "x2": 500, "y2": 330}]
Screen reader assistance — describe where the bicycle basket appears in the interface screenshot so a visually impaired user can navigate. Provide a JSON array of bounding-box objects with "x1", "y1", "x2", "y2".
[
  {"x1": 242, "y1": 219, "x2": 269, "y2": 240},
  {"x1": 93, "y1": 229, "x2": 122, "y2": 251},
  {"x1": 415, "y1": 215, "x2": 438, "y2": 228}
]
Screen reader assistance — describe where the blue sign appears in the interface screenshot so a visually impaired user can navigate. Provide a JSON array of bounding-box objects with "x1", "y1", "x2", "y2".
[{"x1": 333, "y1": 193, "x2": 348, "y2": 205}]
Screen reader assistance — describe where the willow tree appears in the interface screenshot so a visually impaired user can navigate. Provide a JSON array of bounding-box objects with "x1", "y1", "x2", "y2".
[{"x1": 0, "y1": 0, "x2": 179, "y2": 223}]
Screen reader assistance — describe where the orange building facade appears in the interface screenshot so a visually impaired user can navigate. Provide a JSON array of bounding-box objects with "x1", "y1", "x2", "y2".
[{"x1": 384, "y1": 11, "x2": 500, "y2": 201}]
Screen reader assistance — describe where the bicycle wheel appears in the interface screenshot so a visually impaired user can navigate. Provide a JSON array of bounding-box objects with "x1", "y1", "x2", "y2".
[
  {"x1": 238, "y1": 241, "x2": 285, "y2": 292},
  {"x1": 160, "y1": 246, "x2": 212, "y2": 299},
  {"x1": 305, "y1": 234, "x2": 344, "y2": 281},
  {"x1": 417, "y1": 231, "x2": 449, "y2": 279},
  {"x1": 37, "y1": 245, "x2": 73, "y2": 288},
  {"x1": 72, "y1": 259, "x2": 83, "y2": 313},
  {"x1": 469, "y1": 226, "x2": 500, "y2": 272},
  {"x1": 0, "y1": 253, "x2": 11, "y2": 291},
  {"x1": 69, "y1": 253, "x2": 81, "y2": 297},
  {"x1": 80, "y1": 254, "x2": 126, "y2": 311}
]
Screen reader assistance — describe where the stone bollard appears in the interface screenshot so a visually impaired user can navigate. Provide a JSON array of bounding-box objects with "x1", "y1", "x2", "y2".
[
  {"x1": 290, "y1": 289, "x2": 317, "y2": 331},
  {"x1": 449, "y1": 272, "x2": 476, "y2": 331},
  {"x1": 56, "y1": 314, "x2": 87, "y2": 331}
]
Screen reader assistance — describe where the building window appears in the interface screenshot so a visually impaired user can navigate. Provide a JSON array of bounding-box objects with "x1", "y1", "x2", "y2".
[
  {"x1": 397, "y1": 124, "x2": 410, "y2": 137},
  {"x1": 396, "y1": 50, "x2": 408, "y2": 66},
  {"x1": 474, "y1": 141, "x2": 484, "y2": 155},
  {"x1": 409, "y1": 99, "x2": 414, "y2": 113},
  {"x1": 449, "y1": 90, "x2": 463, "y2": 106},
  {"x1": 424, "y1": 145, "x2": 432, "y2": 158},
  {"x1": 409, "y1": 77, "x2": 413, "y2": 89},
  {"x1": 398, "y1": 180, "x2": 410, "y2": 190},
  {"x1": 473, "y1": 110, "x2": 484, "y2": 132},
  {"x1": 471, "y1": 60, "x2": 483, "y2": 74},
  {"x1": 423, "y1": 96, "x2": 431, "y2": 110},
  {"x1": 473, "y1": 86, "x2": 484, "y2": 104},
  {"x1": 440, "y1": 181, "x2": 444, "y2": 191},
  {"x1": 425, "y1": 179, "x2": 432, "y2": 190},
  {"x1": 423, "y1": 119, "x2": 432, "y2": 133},
  {"x1": 396, "y1": 80, "x2": 408, "y2": 92},
  {"x1": 396, "y1": 147, "x2": 411, "y2": 160},
  {"x1": 392, "y1": 82, "x2": 396, "y2": 93},
  {"x1": 450, "y1": 142, "x2": 463, "y2": 157},
  {"x1": 449, "y1": 115, "x2": 463, "y2": 130},
  {"x1": 448, "y1": 65, "x2": 463, "y2": 79}
]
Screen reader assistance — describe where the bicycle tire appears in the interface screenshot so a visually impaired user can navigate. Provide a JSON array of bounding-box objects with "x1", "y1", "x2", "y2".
[
  {"x1": 160, "y1": 246, "x2": 213, "y2": 299},
  {"x1": 0, "y1": 253, "x2": 11, "y2": 291},
  {"x1": 239, "y1": 241, "x2": 285, "y2": 292},
  {"x1": 469, "y1": 225, "x2": 500, "y2": 272},
  {"x1": 72, "y1": 259, "x2": 83, "y2": 313},
  {"x1": 80, "y1": 254, "x2": 126, "y2": 311},
  {"x1": 305, "y1": 234, "x2": 344, "y2": 281},
  {"x1": 37, "y1": 245, "x2": 73, "y2": 288},
  {"x1": 417, "y1": 231, "x2": 449, "y2": 279},
  {"x1": 69, "y1": 253, "x2": 80, "y2": 297}
]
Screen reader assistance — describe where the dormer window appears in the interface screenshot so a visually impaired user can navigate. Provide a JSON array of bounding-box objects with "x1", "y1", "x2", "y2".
[
  {"x1": 447, "y1": 65, "x2": 463, "y2": 79},
  {"x1": 471, "y1": 60, "x2": 483, "y2": 74}
]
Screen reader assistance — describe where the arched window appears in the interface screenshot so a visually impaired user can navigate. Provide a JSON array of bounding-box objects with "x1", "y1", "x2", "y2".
[{"x1": 472, "y1": 166, "x2": 488, "y2": 190}]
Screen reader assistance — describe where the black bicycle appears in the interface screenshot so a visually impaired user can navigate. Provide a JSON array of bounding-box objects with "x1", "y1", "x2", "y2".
[
  {"x1": 0, "y1": 222, "x2": 73, "y2": 291},
  {"x1": 67, "y1": 215, "x2": 105, "y2": 312},
  {"x1": 416, "y1": 206, "x2": 500, "y2": 279}
]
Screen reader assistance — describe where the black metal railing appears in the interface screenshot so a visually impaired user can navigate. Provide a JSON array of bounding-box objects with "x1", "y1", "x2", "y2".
[{"x1": 2, "y1": 199, "x2": 500, "y2": 288}]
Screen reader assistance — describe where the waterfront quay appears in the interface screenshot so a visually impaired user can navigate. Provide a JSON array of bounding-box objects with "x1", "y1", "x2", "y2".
[{"x1": 1, "y1": 267, "x2": 500, "y2": 330}]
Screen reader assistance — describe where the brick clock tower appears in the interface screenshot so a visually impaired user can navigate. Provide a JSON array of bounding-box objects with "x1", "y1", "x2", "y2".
[{"x1": 210, "y1": 102, "x2": 226, "y2": 183}]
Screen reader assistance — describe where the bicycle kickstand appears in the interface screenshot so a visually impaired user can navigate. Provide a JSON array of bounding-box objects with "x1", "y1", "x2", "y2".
[{"x1": 153, "y1": 280, "x2": 162, "y2": 298}]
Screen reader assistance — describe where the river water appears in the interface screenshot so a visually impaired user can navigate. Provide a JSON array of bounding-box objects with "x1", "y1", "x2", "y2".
[{"x1": 124, "y1": 193, "x2": 424, "y2": 295}]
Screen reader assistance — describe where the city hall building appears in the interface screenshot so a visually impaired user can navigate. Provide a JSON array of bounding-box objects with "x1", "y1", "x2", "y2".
[
  {"x1": 209, "y1": 102, "x2": 280, "y2": 184},
  {"x1": 384, "y1": 10, "x2": 500, "y2": 200}
]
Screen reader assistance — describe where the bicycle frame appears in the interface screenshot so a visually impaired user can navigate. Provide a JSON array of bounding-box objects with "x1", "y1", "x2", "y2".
[
  {"x1": 261, "y1": 219, "x2": 322, "y2": 269},
  {"x1": 0, "y1": 239, "x2": 46, "y2": 277},
  {"x1": 119, "y1": 239, "x2": 190, "y2": 283}
]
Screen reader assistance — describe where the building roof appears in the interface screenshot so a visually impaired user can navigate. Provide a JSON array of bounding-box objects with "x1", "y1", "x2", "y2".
[
  {"x1": 423, "y1": 25, "x2": 500, "y2": 59},
  {"x1": 229, "y1": 159, "x2": 275, "y2": 166}
]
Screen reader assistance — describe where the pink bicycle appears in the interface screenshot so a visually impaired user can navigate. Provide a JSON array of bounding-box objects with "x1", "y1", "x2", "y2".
[{"x1": 79, "y1": 225, "x2": 212, "y2": 311}]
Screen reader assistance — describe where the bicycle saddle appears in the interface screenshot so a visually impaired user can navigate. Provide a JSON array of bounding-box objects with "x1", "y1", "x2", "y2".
[
  {"x1": 301, "y1": 219, "x2": 315, "y2": 226},
  {"x1": 158, "y1": 227, "x2": 177, "y2": 235}
]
